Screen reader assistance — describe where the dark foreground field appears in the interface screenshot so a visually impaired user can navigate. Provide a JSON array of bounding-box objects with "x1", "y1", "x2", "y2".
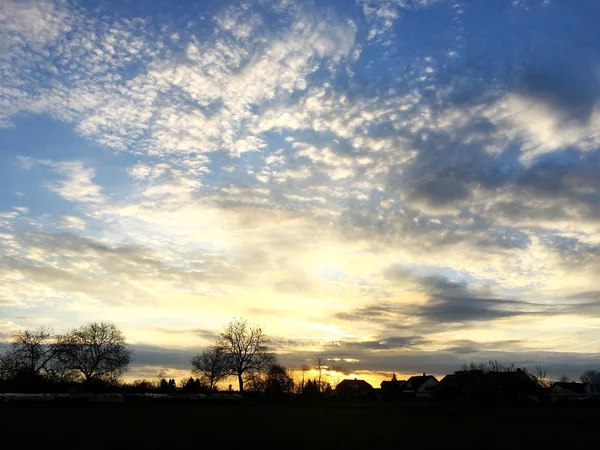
[{"x1": 1, "y1": 401, "x2": 597, "y2": 449}]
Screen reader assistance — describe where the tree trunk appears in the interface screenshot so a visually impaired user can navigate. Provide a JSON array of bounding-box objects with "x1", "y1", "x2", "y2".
[{"x1": 238, "y1": 373, "x2": 244, "y2": 393}]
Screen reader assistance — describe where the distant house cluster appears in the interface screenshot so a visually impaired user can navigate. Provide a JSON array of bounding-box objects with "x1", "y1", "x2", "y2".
[
  {"x1": 335, "y1": 373, "x2": 439, "y2": 400},
  {"x1": 335, "y1": 370, "x2": 600, "y2": 404},
  {"x1": 549, "y1": 374, "x2": 600, "y2": 402},
  {"x1": 381, "y1": 373, "x2": 438, "y2": 399}
]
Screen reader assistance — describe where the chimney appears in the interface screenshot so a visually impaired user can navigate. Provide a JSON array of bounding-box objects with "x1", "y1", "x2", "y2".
[{"x1": 422, "y1": 373, "x2": 426, "y2": 377}]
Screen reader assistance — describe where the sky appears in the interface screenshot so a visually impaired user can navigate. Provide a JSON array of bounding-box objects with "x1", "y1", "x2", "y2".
[{"x1": 1, "y1": 0, "x2": 600, "y2": 385}]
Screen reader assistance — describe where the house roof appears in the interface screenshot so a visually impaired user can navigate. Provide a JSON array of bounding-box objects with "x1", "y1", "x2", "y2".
[
  {"x1": 406, "y1": 375, "x2": 438, "y2": 390},
  {"x1": 380, "y1": 380, "x2": 405, "y2": 386},
  {"x1": 380, "y1": 380, "x2": 405, "y2": 389},
  {"x1": 479, "y1": 370, "x2": 537, "y2": 390},
  {"x1": 337, "y1": 379, "x2": 374, "y2": 390}
]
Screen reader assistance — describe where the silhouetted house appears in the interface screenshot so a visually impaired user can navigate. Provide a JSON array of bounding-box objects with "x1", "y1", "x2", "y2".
[
  {"x1": 436, "y1": 369, "x2": 539, "y2": 403},
  {"x1": 380, "y1": 374, "x2": 405, "y2": 399},
  {"x1": 380, "y1": 379, "x2": 405, "y2": 392},
  {"x1": 336, "y1": 378, "x2": 374, "y2": 398},
  {"x1": 585, "y1": 373, "x2": 600, "y2": 397},
  {"x1": 474, "y1": 369, "x2": 538, "y2": 403},
  {"x1": 551, "y1": 382, "x2": 587, "y2": 402},
  {"x1": 403, "y1": 373, "x2": 438, "y2": 398},
  {"x1": 435, "y1": 370, "x2": 485, "y2": 401}
]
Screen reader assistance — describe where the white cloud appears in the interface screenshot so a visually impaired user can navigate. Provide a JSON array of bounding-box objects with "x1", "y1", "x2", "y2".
[
  {"x1": 490, "y1": 93, "x2": 600, "y2": 164},
  {"x1": 59, "y1": 216, "x2": 86, "y2": 230},
  {"x1": 43, "y1": 160, "x2": 105, "y2": 204}
]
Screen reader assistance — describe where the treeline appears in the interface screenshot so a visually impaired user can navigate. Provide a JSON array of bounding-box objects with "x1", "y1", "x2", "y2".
[
  {"x1": 0, "y1": 317, "x2": 332, "y2": 396},
  {"x1": 5, "y1": 318, "x2": 595, "y2": 396},
  {"x1": 188, "y1": 319, "x2": 338, "y2": 395},
  {"x1": 0, "y1": 322, "x2": 131, "y2": 393},
  {"x1": 458, "y1": 360, "x2": 599, "y2": 387}
]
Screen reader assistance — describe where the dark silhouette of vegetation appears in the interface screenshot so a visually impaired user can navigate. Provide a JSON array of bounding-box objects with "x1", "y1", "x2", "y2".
[
  {"x1": 159, "y1": 378, "x2": 177, "y2": 393},
  {"x1": 191, "y1": 346, "x2": 231, "y2": 391},
  {"x1": 54, "y1": 322, "x2": 132, "y2": 386},
  {"x1": 580, "y1": 369, "x2": 599, "y2": 383},
  {"x1": 0, "y1": 322, "x2": 131, "y2": 393},
  {"x1": 179, "y1": 377, "x2": 208, "y2": 393},
  {"x1": 0, "y1": 327, "x2": 57, "y2": 379},
  {"x1": 215, "y1": 318, "x2": 275, "y2": 393},
  {"x1": 302, "y1": 378, "x2": 321, "y2": 397},
  {"x1": 459, "y1": 360, "x2": 517, "y2": 373},
  {"x1": 265, "y1": 363, "x2": 294, "y2": 395},
  {"x1": 297, "y1": 363, "x2": 310, "y2": 394},
  {"x1": 2, "y1": 319, "x2": 599, "y2": 405},
  {"x1": 531, "y1": 364, "x2": 552, "y2": 388}
]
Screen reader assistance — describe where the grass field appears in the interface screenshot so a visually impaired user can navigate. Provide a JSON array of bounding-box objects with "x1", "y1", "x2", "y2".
[{"x1": 0, "y1": 401, "x2": 597, "y2": 449}]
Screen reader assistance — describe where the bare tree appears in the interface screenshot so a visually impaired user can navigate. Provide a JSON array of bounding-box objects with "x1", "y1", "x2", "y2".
[
  {"x1": 580, "y1": 369, "x2": 599, "y2": 383},
  {"x1": 0, "y1": 327, "x2": 57, "y2": 379},
  {"x1": 532, "y1": 364, "x2": 551, "y2": 388},
  {"x1": 216, "y1": 319, "x2": 274, "y2": 393},
  {"x1": 0, "y1": 352, "x2": 18, "y2": 380},
  {"x1": 298, "y1": 363, "x2": 310, "y2": 393},
  {"x1": 559, "y1": 375, "x2": 570, "y2": 383},
  {"x1": 459, "y1": 361, "x2": 486, "y2": 373},
  {"x1": 54, "y1": 322, "x2": 132, "y2": 385},
  {"x1": 191, "y1": 346, "x2": 231, "y2": 391},
  {"x1": 459, "y1": 360, "x2": 516, "y2": 374},
  {"x1": 316, "y1": 357, "x2": 325, "y2": 392},
  {"x1": 488, "y1": 360, "x2": 515, "y2": 372}
]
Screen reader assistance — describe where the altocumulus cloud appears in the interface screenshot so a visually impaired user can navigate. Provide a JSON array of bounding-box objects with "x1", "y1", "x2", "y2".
[{"x1": 0, "y1": 0, "x2": 600, "y2": 382}]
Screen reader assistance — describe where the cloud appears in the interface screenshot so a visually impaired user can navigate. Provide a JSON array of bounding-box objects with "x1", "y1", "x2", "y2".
[
  {"x1": 59, "y1": 216, "x2": 86, "y2": 230},
  {"x1": 327, "y1": 335, "x2": 429, "y2": 351},
  {"x1": 2, "y1": 0, "x2": 600, "y2": 380},
  {"x1": 17, "y1": 159, "x2": 106, "y2": 205}
]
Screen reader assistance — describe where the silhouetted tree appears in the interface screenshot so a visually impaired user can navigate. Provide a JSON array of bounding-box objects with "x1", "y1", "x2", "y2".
[
  {"x1": 54, "y1": 322, "x2": 132, "y2": 385},
  {"x1": 488, "y1": 360, "x2": 516, "y2": 372},
  {"x1": 580, "y1": 369, "x2": 599, "y2": 383},
  {"x1": 129, "y1": 379, "x2": 156, "y2": 393},
  {"x1": 216, "y1": 319, "x2": 274, "y2": 393},
  {"x1": 0, "y1": 352, "x2": 16, "y2": 380},
  {"x1": 265, "y1": 363, "x2": 294, "y2": 394},
  {"x1": 316, "y1": 357, "x2": 325, "y2": 392},
  {"x1": 0, "y1": 327, "x2": 57, "y2": 379},
  {"x1": 298, "y1": 363, "x2": 310, "y2": 393},
  {"x1": 245, "y1": 371, "x2": 268, "y2": 393},
  {"x1": 459, "y1": 360, "x2": 516, "y2": 374},
  {"x1": 531, "y1": 364, "x2": 551, "y2": 388},
  {"x1": 159, "y1": 378, "x2": 169, "y2": 391},
  {"x1": 303, "y1": 378, "x2": 320, "y2": 397},
  {"x1": 459, "y1": 361, "x2": 486, "y2": 373},
  {"x1": 191, "y1": 346, "x2": 231, "y2": 391},
  {"x1": 180, "y1": 377, "x2": 206, "y2": 393},
  {"x1": 559, "y1": 375, "x2": 570, "y2": 383}
]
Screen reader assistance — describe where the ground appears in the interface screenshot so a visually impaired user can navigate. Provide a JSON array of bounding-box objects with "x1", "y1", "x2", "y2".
[{"x1": 0, "y1": 401, "x2": 596, "y2": 448}]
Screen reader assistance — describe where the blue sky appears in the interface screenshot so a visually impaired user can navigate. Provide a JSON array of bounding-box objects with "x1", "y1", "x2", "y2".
[{"x1": 1, "y1": 0, "x2": 600, "y2": 383}]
